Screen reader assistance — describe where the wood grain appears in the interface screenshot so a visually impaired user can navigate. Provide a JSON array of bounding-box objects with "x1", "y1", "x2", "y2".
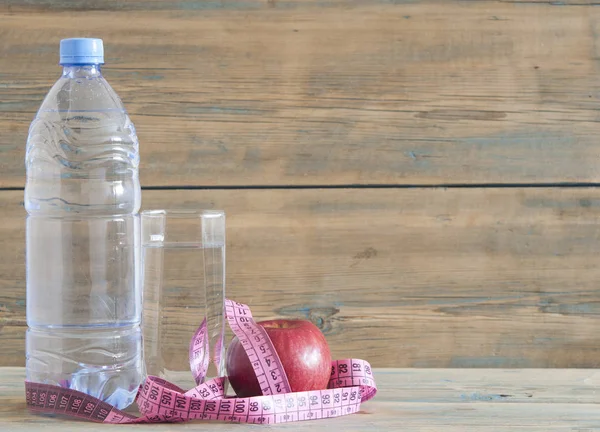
[
  {"x1": 2, "y1": 1, "x2": 600, "y2": 186},
  {"x1": 4, "y1": 187, "x2": 600, "y2": 368},
  {"x1": 3, "y1": 367, "x2": 600, "y2": 430}
]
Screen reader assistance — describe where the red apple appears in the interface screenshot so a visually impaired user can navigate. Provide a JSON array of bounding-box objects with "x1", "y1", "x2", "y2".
[{"x1": 226, "y1": 319, "x2": 332, "y2": 397}]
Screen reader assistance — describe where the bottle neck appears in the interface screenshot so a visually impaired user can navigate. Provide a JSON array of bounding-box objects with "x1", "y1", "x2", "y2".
[{"x1": 62, "y1": 64, "x2": 102, "y2": 78}]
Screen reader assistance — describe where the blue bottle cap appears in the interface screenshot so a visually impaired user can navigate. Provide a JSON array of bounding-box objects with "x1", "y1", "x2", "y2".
[{"x1": 59, "y1": 38, "x2": 104, "y2": 65}]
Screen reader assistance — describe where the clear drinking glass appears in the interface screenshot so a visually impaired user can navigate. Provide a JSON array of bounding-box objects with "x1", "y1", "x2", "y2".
[{"x1": 141, "y1": 210, "x2": 226, "y2": 389}]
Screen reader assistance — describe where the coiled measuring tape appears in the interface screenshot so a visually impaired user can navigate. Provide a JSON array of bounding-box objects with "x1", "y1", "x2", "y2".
[{"x1": 25, "y1": 299, "x2": 377, "y2": 424}]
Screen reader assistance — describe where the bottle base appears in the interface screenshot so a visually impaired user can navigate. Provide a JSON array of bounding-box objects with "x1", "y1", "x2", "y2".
[{"x1": 26, "y1": 326, "x2": 144, "y2": 410}]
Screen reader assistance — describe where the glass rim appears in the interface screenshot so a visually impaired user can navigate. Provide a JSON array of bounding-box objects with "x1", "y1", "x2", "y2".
[{"x1": 141, "y1": 209, "x2": 225, "y2": 219}]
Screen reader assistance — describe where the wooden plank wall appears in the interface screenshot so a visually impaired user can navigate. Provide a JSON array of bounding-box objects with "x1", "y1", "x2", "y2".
[{"x1": 2, "y1": 0, "x2": 600, "y2": 368}]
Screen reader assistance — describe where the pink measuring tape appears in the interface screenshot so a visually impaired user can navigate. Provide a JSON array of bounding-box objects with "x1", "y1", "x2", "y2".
[{"x1": 25, "y1": 299, "x2": 377, "y2": 424}]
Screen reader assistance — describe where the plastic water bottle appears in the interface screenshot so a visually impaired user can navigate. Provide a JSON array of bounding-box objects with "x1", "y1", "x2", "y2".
[{"x1": 25, "y1": 38, "x2": 143, "y2": 409}]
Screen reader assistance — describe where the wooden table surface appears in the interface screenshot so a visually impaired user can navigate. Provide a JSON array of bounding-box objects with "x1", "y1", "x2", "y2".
[{"x1": 2, "y1": 368, "x2": 600, "y2": 431}]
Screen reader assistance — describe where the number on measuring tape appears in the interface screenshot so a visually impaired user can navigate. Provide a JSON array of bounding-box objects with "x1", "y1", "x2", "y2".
[
  {"x1": 235, "y1": 400, "x2": 246, "y2": 414},
  {"x1": 161, "y1": 393, "x2": 172, "y2": 406},
  {"x1": 286, "y1": 396, "x2": 295, "y2": 408},
  {"x1": 175, "y1": 396, "x2": 187, "y2": 409}
]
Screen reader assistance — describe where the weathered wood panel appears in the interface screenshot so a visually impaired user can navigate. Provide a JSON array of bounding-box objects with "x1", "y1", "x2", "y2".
[
  {"x1": 4, "y1": 367, "x2": 600, "y2": 430},
  {"x1": 4, "y1": 187, "x2": 600, "y2": 367},
  {"x1": 2, "y1": 1, "x2": 600, "y2": 186}
]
